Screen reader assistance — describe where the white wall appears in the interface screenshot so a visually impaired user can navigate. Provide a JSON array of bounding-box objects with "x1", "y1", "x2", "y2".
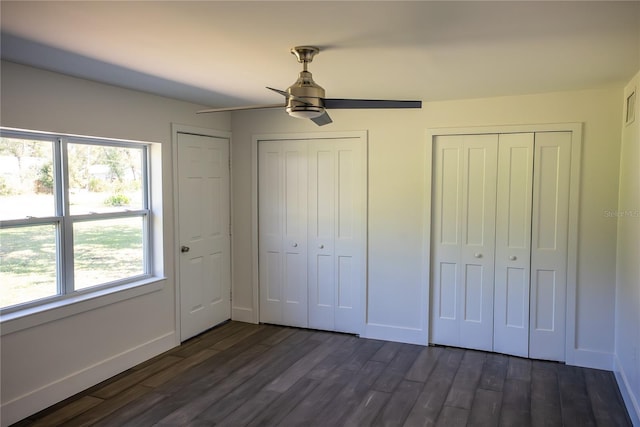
[
  {"x1": 614, "y1": 70, "x2": 640, "y2": 425},
  {"x1": 0, "y1": 59, "x2": 630, "y2": 424},
  {"x1": 231, "y1": 86, "x2": 623, "y2": 368},
  {"x1": 0, "y1": 61, "x2": 230, "y2": 426}
]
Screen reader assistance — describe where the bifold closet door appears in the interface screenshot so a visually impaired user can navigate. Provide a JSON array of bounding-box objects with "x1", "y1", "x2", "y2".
[
  {"x1": 529, "y1": 131, "x2": 571, "y2": 361},
  {"x1": 258, "y1": 140, "x2": 308, "y2": 328},
  {"x1": 307, "y1": 139, "x2": 366, "y2": 333},
  {"x1": 431, "y1": 131, "x2": 571, "y2": 361},
  {"x1": 431, "y1": 134, "x2": 498, "y2": 351},
  {"x1": 493, "y1": 133, "x2": 534, "y2": 358}
]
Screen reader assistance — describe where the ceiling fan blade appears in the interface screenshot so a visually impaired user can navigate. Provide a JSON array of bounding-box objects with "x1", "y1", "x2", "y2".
[
  {"x1": 266, "y1": 87, "x2": 313, "y2": 106},
  {"x1": 310, "y1": 111, "x2": 333, "y2": 126},
  {"x1": 197, "y1": 104, "x2": 284, "y2": 114},
  {"x1": 323, "y1": 99, "x2": 422, "y2": 109},
  {"x1": 266, "y1": 87, "x2": 289, "y2": 97}
]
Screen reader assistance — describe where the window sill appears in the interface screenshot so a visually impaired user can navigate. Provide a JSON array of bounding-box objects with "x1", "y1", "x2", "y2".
[{"x1": 0, "y1": 277, "x2": 166, "y2": 336}]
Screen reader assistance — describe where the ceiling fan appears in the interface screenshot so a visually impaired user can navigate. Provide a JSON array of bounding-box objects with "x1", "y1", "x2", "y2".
[{"x1": 197, "y1": 46, "x2": 422, "y2": 126}]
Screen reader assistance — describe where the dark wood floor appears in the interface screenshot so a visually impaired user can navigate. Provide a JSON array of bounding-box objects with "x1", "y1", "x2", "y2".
[{"x1": 15, "y1": 321, "x2": 631, "y2": 426}]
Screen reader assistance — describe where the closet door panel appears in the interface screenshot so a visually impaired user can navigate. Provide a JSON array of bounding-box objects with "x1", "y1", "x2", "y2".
[
  {"x1": 529, "y1": 132, "x2": 571, "y2": 361},
  {"x1": 308, "y1": 139, "x2": 365, "y2": 333},
  {"x1": 259, "y1": 142, "x2": 284, "y2": 324},
  {"x1": 308, "y1": 145, "x2": 336, "y2": 330},
  {"x1": 459, "y1": 135, "x2": 498, "y2": 351},
  {"x1": 334, "y1": 142, "x2": 365, "y2": 332},
  {"x1": 259, "y1": 141, "x2": 308, "y2": 328},
  {"x1": 431, "y1": 136, "x2": 464, "y2": 346},
  {"x1": 281, "y1": 143, "x2": 308, "y2": 327},
  {"x1": 494, "y1": 133, "x2": 534, "y2": 357}
]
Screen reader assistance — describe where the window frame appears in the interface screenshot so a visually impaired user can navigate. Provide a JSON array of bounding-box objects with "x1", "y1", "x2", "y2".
[{"x1": 0, "y1": 128, "x2": 155, "y2": 314}]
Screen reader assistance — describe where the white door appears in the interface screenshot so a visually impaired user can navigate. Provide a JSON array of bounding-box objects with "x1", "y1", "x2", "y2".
[
  {"x1": 529, "y1": 131, "x2": 571, "y2": 361},
  {"x1": 258, "y1": 140, "x2": 308, "y2": 328},
  {"x1": 431, "y1": 130, "x2": 572, "y2": 362},
  {"x1": 431, "y1": 134, "x2": 498, "y2": 351},
  {"x1": 307, "y1": 139, "x2": 366, "y2": 334},
  {"x1": 493, "y1": 133, "x2": 534, "y2": 357},
  {"x1": 177, "y1": 132, "x2": 231, "y2": 341}
]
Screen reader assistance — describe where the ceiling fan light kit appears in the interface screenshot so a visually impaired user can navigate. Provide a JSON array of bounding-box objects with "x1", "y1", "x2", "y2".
[{"x1": 197, "y1": 46, "x2": 422, "y2": 126}]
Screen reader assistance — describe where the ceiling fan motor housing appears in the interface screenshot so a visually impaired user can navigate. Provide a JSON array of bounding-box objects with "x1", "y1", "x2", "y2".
[{"x1": 286, "y1": 70, "x2": 325, "y2": 116}]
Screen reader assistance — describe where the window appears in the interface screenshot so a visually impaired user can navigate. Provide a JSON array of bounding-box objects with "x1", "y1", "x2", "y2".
[{"x1": 0, "y1": 129, "x2": 153, "y2": 312}]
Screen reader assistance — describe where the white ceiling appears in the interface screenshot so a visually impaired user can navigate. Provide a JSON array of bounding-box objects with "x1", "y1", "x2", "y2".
[{"x1": 1, "y1": 1, "x2": 639, "y2": 108}]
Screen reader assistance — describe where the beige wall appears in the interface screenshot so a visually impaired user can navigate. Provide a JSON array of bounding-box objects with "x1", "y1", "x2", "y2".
[
  {"x1": 614, "y1": 70, "x2": 640, "y2": 424},
  {"x1": 0, "y1": 61, "x2": 231, "y2": 426},
  {"x1": 231, "y1": 86, "x2": 623, "y2": 367},
  {"x1": 0, "y1": 59, "x2": 629, "y2": 424}
]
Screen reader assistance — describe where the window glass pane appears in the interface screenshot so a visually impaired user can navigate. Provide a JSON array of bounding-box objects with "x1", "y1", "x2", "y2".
[
  {"x1": 0, "y1": 137, "x2": 55, "y2": 221},
  {"x1": 68, "y1": 143, "x2": 144, "y2": 215},
  {"x1": 0, "y1": 224, "x2": 58, "y2": 308},
  {"x1": 73, "y1": 216, "x2": 145, "y2": 290}
]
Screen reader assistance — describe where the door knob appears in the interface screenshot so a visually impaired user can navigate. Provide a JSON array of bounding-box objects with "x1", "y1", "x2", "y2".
[
  {"x1": 509, "y1": 255, "x2": 517, "y2": 261},
  {"x1": 474, "y1": 253, "x2": 482, "y2": 258},
  {"x1": 319, "y1": 244, "x2": 324, "y2": 249},
  {"x1": 292, "y1": 243, "x2": 298, "y2": 247},
  {"x1": 181, "y1": 246, "x2": 190, "y2": 253}
]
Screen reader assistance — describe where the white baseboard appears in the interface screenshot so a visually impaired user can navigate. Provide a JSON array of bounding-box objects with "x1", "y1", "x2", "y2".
[
  {"x1": 567, "y1": 347, "x2": 614, "y2": 371},
  {"x1": 231, "y1": 306, "x2": 256, "y2": 323},
  {"x1": 363, "y1": 323, "x2": 428, "y2": 345},
  {"x1": 0, "y1": 331, "x2": 176, "y2": 427},
  {"x1": 614, "y1": 355, "x2": 640, "y2": 426}
]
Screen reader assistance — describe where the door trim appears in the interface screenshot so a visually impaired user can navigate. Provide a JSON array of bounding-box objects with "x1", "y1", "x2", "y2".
[
  {"x1": 171, "y1": 123, "x2": 232, "y2": 344},
  {"x1": 424, "y1": 123, "x2": 582, "y2": 363},
  {"x1": 251, "y1": 131, "x2": 368, "y2": 331}
]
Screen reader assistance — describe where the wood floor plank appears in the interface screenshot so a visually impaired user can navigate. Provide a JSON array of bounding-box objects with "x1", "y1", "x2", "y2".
[
  {"x1": 91, "y1": 355, "x2": 182, "y2": 399},
  {"x1": 258, "y1": 325, "x2": 297, "y2": 346},
  {"x1": 154, "y1": 324, "x2": 287, "y2": 396},
  {"x1": 342, "y1": 390, "x2": 391, "y2": 427},
  {"x1": 124, "y1": 333, "x2": 281, "y2": 425},
  {"x1": 371, "y1": 340, "x2": 404, "y2": 363},
  {"x1": 530, "y1": 360, "x2": 562, "y2": 427},
  {"x1": 141, "y1": 348, "x2": 218, "y2": 387},
  {"x1": 373, "y1": 344, "x2": 422, "y2": 392},
  {"x1": 444, "y1": 349, "x2": 486, "y2": 410},
  {"x1": 157, "y1": 336, "x2": 322, "y2": 425},
  {"x1": 276, "y1": 368, "x2": 357, "y2": 426},
  {"x1": 306, "y1": 335, "x2": 360, "y2": 380},
  {"x1": 18, "y1": 322, "x2": 633, "y2": 427},
  {"x1": 376, "y1": 379, "x2": 423, "y2": 426},
  {"x1": 499, "y1": 378, "x2": 531, "y2": 427},
  {"x1": 210, "y1": 323, "x2": 267, "y2": 350},
  {"x1": 244, "y1": 377, "x2": 320, "y2": 427},
  {"x1": 29, "y1": 396, "x2": 103, "y2": 427},
  {"x1": 264, "y1": 334, "x2": 348, "y2": 393},
  {"x1": 467, "y1": 388, "x2": 502, "y2": 427},
  {"x1": 342, "y1": 338, "x2": 385, "y2": 372},
  {"x1": 506, "y1": 355, "x2": 532, "y2": 381},
  {"x1": 436, "y1": 405, "x2": 469, "y2": 427},
  {"x1": 169, "y1": 320, "x2": 244, "y2": 358},
  {"x1": 405, "y1": 345, "x2": 442, "y2": 382},
  {"x1": 194, "y1": 334, "x2": 334, "y2": 424},
  {"x1": 215, "y1": 389, "x2": 281, "y2": 427},
  {"x1": 479, "y1": 352, "x2": 508, "y2": 392},
  {"x1": 91, "y1": 391, "x2": 168, "y2": 427},
  {"x1": 557, "y1": 365, "x2": 597, "y2": 427},
  {"x1": 403, "y1": 347, "x2": 463, "y2": 426},
  {"x1": 317, "y1": 360, "x2": 387, "y2": 425},
  {"x1": 584, "y1": 367, "x2": 632, "y2": 426},
  {"x1": 63, "y1": 385, "x2": 154, "y2": 427},
  {"x1": 218, "y1": 331, "x2": 341, "y2": 426}
]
